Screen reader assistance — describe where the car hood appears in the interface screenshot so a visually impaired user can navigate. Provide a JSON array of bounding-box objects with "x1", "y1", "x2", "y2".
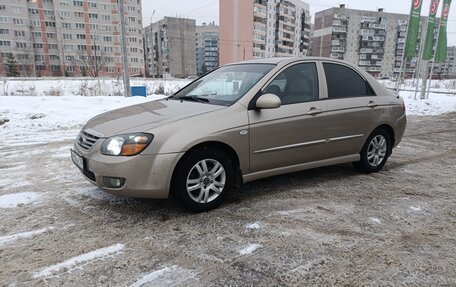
[{"x1": 84, "y1": 99, "x2": 226, "y2": 137}]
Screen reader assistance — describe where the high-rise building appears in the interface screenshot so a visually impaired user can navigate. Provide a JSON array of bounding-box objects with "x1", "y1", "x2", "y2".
[
  {"x1": 219, "y1": 0, "x2": 312, "y2": 65},
  {"x1": 196, "y1": 22, "x2": 219, "y2": 76},
  {"x1": 145, "y1": 17, "x2": 196, "y2": 78},
  {"x1": 438, "y1": 46, "x2": 456, "y2": 78},
  {"x1": 0, "y1": 0, "x2": 144, "y2": 77},
  {"x1": 311, "y1": 5, "x2": 435, "y2": 79}
]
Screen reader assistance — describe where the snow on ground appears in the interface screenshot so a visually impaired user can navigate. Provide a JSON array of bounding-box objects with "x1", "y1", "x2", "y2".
[
  {"x1": 0, "y1": 192, "x2": 42, "y2": 208},
  {"x1": 33, "y1": 243, "x2": 124, "y2": 278},
  {"x1": 400, "y1": 91, "x2": 456, "y2": 115},
  {"x1": 238, "y1": 243, "x2": 262, "y2": 255},
  {"x1": 0, "y1": 78, "x2": 190, "y2": 97},
  {"x1": 0, "y1": 227, "x2": 54, "y2": 246},
  {"x1": 129, "y1": 266, "x2": 195, "y2": 287}
]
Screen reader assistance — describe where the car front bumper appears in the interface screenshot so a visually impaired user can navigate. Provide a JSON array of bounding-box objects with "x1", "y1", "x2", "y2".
[{"x1": 72, "y1": 145, "x2": 184, "y2": 199}]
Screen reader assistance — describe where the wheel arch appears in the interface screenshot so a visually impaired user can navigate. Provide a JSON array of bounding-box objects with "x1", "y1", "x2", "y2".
[{"x1": 170, "y1": 141, "x2": 242, "y2": 196}]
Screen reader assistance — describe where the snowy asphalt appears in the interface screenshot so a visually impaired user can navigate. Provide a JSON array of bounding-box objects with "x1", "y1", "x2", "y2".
[{"x1": 0, "y1": 113, "x2": 455, "y2": 286}]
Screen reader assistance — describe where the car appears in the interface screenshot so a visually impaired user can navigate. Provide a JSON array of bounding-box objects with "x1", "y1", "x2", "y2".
[{"x1": 71, "y1": 57, "x2": 407, "y2": 212}]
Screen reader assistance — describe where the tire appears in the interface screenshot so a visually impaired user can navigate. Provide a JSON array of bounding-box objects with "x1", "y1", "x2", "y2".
[
  {"x1": 172, "y1": 147, "x2": 235, "y2": 212},
  {"x1": 354, "y1": 128, "x2": 392, "y2": 174}
]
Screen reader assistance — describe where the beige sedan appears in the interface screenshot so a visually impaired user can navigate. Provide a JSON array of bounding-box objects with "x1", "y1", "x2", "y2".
[{"x1": 71, "y1": 57, "x2": 406, "y2": 212}]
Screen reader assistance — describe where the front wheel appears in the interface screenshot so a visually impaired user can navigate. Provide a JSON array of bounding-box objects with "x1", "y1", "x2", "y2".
[
  {"x1": 172, "y1": 148, "x2": 234, "y2": 212},
  {"x1": 354, "y1": 129, "x2": 392, "y2": 174}
]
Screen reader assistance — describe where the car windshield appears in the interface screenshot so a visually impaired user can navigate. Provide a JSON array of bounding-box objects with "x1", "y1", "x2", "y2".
[{"x1": 173, "y1": 64, "x2": 275, "y2": 106}]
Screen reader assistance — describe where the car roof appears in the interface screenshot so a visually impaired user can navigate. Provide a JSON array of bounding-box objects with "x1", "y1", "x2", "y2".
[{"x1": 224, "y1": 56, "x2": 353, "y2": 66}]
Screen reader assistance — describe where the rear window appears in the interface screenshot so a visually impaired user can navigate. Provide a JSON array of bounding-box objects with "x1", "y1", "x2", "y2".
[{"x1": 323, "y1": 63, "x2": 375, "y2": 99}]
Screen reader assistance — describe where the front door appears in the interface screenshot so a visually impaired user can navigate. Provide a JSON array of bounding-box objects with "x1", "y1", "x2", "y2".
[{"x1": 248, "y1": 62, "x2": 327, "y2": 173}]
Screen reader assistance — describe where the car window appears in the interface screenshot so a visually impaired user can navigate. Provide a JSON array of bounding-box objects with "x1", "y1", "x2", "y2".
[
  {"x1": 323, "y1": 63, "x2": 375, "y2": 99},
  {"x1": 174, "y1": 64, "x2": 275, "y2": 106},
  {"x1": 264, "y1": 63, "x2": 319, "y2": 105}
]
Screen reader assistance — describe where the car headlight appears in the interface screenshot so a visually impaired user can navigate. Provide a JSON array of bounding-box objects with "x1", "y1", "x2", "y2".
[{"x1": 101, "y1": 133, "x2": 154, "y2": 156}]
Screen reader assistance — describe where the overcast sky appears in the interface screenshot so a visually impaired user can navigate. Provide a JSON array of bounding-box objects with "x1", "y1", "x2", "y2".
[{"x1": 142, "y1": 0, "x2": 456, "y2": 45}]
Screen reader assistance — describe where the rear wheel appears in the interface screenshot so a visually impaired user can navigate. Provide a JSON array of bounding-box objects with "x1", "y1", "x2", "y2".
[
  {"x1": 172, "y1": 148, "x2": 234, "y2": 212},
  {"x1": 354, "y1": 129, "x2": 392, "y2": 174}
]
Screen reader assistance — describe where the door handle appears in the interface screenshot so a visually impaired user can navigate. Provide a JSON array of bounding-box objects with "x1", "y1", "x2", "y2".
[
  {"x1": 307, "y1": 108, "x2": 323, "y2": 116},
  {"x1": 367, "y1": 101, "x2": 378, "y2": 108}
]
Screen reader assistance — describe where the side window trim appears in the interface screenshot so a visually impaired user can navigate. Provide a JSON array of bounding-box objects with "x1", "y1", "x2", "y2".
[
  {"x1": 322, "y1": 61, "x2": 377, "y2": 99},
  {"x1": 316, "y1": 61, "x2": 328, "y2": 100},
  {"x1": 248, "y1": 60, "x2": 321, "y2": 110}
]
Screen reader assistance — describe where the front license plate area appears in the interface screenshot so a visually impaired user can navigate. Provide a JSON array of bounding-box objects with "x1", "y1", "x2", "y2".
[{"x1": 71, "y1": 149, "x2": 85, "y2": 170}]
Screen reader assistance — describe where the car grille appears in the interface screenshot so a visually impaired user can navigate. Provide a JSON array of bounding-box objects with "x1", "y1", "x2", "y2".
[{"x1": 77, "y1": 129, "x2": 102, "y2": 151}]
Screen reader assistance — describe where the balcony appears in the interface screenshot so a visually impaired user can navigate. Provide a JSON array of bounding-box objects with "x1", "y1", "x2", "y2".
[
  {"x1": 360, "y1": 29, "x2": 375, "y2": 37},
  {"x1": 360, "y1": 48, "x2": 374, "y2": 53},
  {"x1": 367, "y1": 67, "x2": 382, "y2": 72},
  {"x1": 373, "y1": 36, "x2": 385, "y2": 41},
  {"x1": 369, "y1": 23, "x2": 386, "y2": 29},
  {"x1": 330, "y1": 53, "x2": 343, "y2": 59},
  {"x1": 331, "y1": 46, "x2": 345, "y2": 52},
  {"x1": 333, "y1": 26, "x2": 347, "y2": 33},
  {"x1": 333, "y1": 19, "x2": 347, "y2": 26},
  {"x1": 359, "y1": 60, "x2": 371, "y2": 66},
  {"x1": 334, "y1": 14, "x2": 347, "y2": 20},
  {"x1": 361, "y1": 16, "x2": 376, "y2": 23},
  {"x1": 332, "y1": 39, "x2": 340, "y2": 46}
]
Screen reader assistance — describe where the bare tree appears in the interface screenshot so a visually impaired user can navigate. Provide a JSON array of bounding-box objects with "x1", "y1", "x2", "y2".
[{"x1": 77, "y1": 38, "x2": 109, "y2": 78}]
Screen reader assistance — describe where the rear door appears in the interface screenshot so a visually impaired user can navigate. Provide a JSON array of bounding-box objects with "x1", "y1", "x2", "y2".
[
  {"x1": 248, "y1": 62, "x2": 327, "y2": 172},
  {"x1": 322, "y1": 62, "x2": 381, "y2": 159}
]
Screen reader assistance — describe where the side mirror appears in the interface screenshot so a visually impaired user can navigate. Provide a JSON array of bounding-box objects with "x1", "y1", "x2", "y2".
[{"x1": 255, "y1": 93, "x2": 282, "y2": 110}]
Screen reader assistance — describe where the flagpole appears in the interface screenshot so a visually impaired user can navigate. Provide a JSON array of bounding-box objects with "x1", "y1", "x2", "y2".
[
  {"x1": 425, "y1": 18, "x2": 442, "y2": 99},
  {"x1": 414, "y1": 22, "x2": 427, "y2": 99},
  {"x1": 396, "y1": 1, "x2": 414, "y2": 92}
]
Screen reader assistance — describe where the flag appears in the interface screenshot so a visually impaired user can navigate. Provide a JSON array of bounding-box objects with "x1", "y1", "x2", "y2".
[
  {"x1": 422, "y1": 0, "x2": 440, "y2": 60},
  {"x1": 434, "y1": 0, "x2": 452, "y2": 62},
  {"x1": 405, "y1": 0, "x2": 424, "y2": 58}
]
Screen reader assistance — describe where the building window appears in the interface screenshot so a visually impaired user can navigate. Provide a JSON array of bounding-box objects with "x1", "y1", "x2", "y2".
[
  {"x1": 44, "y1": 10, "x2": 54, "y2": 17},
  {"x1": 0, "y1": 29, "x2": 8, "y2": 35},
  {"x1": 45, "y1": 21, "x2": 56, "y2": 27},
  {"x1": 16, "y1": 42, "x2": 27, "y2": 48},
  {"x1": 76, "y1": 34, "x2": 86, "y2": 39},
  {"x1": 73, "y1": 0, "x2": 83, "y2": 7},
  {"x1": 63, "y1": 33, "x2": 72, "y2": 40},
  {"x1": 12, "y1": 6, "x2": 22, "y2": 13},
  {"x1": 14, "y1": 30, "x2": 26, "y2": 37},
  {"x1": 74, "y1": 11, "x2": 83, "y2": 17},
  {"x1": 13, "y1": 19, "x2": 25, "y2": 25},
  {"x1": 0, "y1": 40, "x2": 11, "y2": 46},
  {"x1": 75, "y1": 23, "x2": 85, "y2": 29},
  {"x1": 62, "y1": 22, "x2": 71, "y2": 29},
  {"x1": 89, "y1": 13, "x2": 98, "y2": 19},
  {"x1": 0, "y1": 16, "x2": 7, "y2": 23},
  {"x1": 33, "y1": 43, "x2": 43, "y2": 49}
]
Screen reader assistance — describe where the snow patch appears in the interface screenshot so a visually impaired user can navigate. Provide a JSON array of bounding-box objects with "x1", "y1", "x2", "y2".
[
  {"x1": 245, "y1": 222, "x2": 261, "y2": 230},
  {"x1": 53, "y1": 145, "x2": 73, "y2": 158},
  {"x1": 33, "y1": 243, "x2": 124, "y2": 278},
  {"x1": 369, "y1": 218, "x2": 382, "y2": 224},
  {"x1": 129, "y1": 265, "x2": 195, "y2": 287},
  {"x1": 239, "y1": 243, "x2": 262, "y2": 255},
  {"x1": 0, "y1": 227, "x2": 54, "y2": 246},
  {"x1": 0, "y1": 192, "x2": 42, "y2": 208},
  {"x1": 410, "y1": 206, "x2": 422, "y2": 212}
]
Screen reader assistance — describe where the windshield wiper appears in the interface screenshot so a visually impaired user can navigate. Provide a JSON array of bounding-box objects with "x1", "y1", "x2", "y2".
[{"x1": 175, "y1": 95, "x2": 209, "y2": 103}]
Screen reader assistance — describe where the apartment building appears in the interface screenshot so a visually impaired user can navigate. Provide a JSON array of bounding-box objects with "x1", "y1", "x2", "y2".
[
  {"x1": 0, "y1": 0, "x2": 145, "y2": 77},
  {"x1": 145, "y1": 17, "x2": 196, "y2": 78},
  {"x1": 196, "y1": 22, "x2": 219, "y2": 76},
  {"x1": 311, "y1": 5, "x2": 437, "y2": 78},
  {"x1": 437, "y1": 46, "x2": 456, "y2": 78},
  {"x1": 219, "y1": 0, "x2": 312, "y2": 65}
]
